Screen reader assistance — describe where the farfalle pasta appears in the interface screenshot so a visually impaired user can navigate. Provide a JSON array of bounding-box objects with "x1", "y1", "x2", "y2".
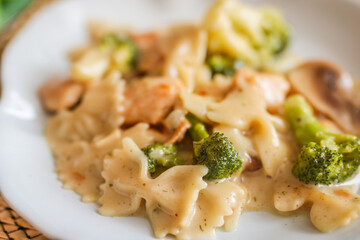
[{"x1": 39, "y1": 0, "x2": 360, "y2": 239}]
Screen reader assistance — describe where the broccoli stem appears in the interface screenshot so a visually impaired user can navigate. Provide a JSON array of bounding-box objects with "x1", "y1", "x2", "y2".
[
  {"x1": 206, "y1": 54, "x2": 243, "y2": 77},
  {"x1": 284, "y1": 95, "x2": 357, "y2": 146},
  {"x1": 186, "y1": 113, "x2": 209, "y2": 141},
  {"x1": 285, "y1": 95, "x2": 360, "y2": 185}
]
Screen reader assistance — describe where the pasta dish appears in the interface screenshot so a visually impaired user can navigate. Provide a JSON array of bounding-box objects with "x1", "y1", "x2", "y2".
[{"x1": 38, "y1": 0, "x2": 360, "y2": 238}]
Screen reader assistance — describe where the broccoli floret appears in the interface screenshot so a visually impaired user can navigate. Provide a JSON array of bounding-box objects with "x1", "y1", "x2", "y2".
[
  {"x1": 206, "y1": 54, "x2": 243, "y2": 77},
  {"x1": 284, "y1": 95, "x2": 360, "y2": 185},
  {"x1": 141, "y1": 144, "x2": 184, "y2": 174},
  {"x1": 100, "y1": 34, "x2": 121, "y2": 49},
  {"x1": 185, "y1": 113, "x2": 243, "y2": 180},
  {"x1": 100, "y1": 33, "x2": 139, "y2": 73},
  {"x1": 284, "y1": 95, "x2": 358, "y2": 145},
  {"x1": 292, "y1": 141, "x2": 360, "y2": 185},
  {"x1": 292, "y1": 142, "x2": 343, "y2": 185},
  {"x1": 338, "y1": 141, "x2": 360, "y2": 182},
  {"x1": 193, "y1": 132, "x2": 242, "y2": 180},
  {"x1": 185, "y1": 113, "x2": 210, "y2": 141},
  {"x1": 261, "y1": 9, "x2": 290, "y2": 55}
]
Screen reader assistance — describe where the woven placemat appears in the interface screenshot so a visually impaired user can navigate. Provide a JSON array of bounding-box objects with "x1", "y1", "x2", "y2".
[
  {"x1": 0, "y1": 196, "x2": 46, "y2": 240},
  {"x1": 0, "y1": 0, "x2": 53, "y2": 239}
]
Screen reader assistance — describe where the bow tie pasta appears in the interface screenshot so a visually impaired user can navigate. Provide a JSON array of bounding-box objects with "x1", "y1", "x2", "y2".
[{"x1": 39, "y1": 0, "x2": 360, "y2": 239}]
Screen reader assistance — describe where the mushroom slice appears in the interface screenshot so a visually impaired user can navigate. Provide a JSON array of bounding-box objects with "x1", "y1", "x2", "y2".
[{"x1": 287, "y1": 60, "x2": 360, "y2": 136}]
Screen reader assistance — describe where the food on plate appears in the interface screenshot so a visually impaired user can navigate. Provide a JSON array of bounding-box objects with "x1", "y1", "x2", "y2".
[
  {"x1": 39, "y1": 0, "x2": 360, "y2": 238},
  {"x1": 142, "y1": 143, "x2": 185, "y2": 175},
  {"x1": 285, "y1": 95, "x2": 360, "y2": 185},
  {"x1": 203, "y1": 0, "x2": 290, "y2": 68},
  {"x1": 193, "y1": 131, "x2": 243, "y2": 180},
  {"x1": 38, "y1": 79, "x2": 84, "y2": 112},
  {"x1": 287, "y1": 61, "x2": 360, "y2": 136}
]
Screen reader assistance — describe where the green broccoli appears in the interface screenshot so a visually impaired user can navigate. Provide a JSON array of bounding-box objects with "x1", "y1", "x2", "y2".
[
  {"x1": 185, "y1": 114, "x2": 242, "y2": 180},
  {"x1": 284, "y1": 95, "x2": 360, "y2": 185},
  {"x1": 261, "y1": 9, "x2": 290, "y2": 55},
  {"x1": 206, "y1": 54, "x2": 243, "y2": 77},
  {"x1": 141, "y1": 144, "x2": 184, "y2": 174},
  {"x1": 292, "y1": 142, "x2": 343, "y2": 185},
  {"x1": 338, "y1": 141, "x2": 360, "y2": 182},
  {"x1": 100, "y1": 33, "x2": 139, "y2": 73},
  {"x1": 185, "y1": 113, "x2": 210, "y2": 141},
  {"x1": 100, "y1": 34, "x2": 121, "y2": 49},
  {"x1": 193, "y1": 132, "x2": 242, "y2": 180}
]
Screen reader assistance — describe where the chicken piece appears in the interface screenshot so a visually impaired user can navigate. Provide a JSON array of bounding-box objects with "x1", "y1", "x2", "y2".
[
  {"x1": 162, "y1": 108, "x2": 191, "y2": 144},
  {"x1": 123, "y1": 77, "x2": 182, "y2": 125},
  {"x1": 234, "y1": 69, "x2": 290, "y2": 112},
  {"x1": 166, "y1": 119, "x2": 191, "y2": 145},
  {"x1": 39, "y1": 79, "x2": 84, "y2": 112},
  {"x1": 131, "y1": 32, "x2": 158, "y2": 50},
  {"x1": 131, "y1": 32, "x2": 165, "y2": 76}
]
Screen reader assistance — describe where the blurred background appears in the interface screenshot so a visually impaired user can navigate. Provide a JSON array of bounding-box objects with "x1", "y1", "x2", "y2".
[
  {"x1": 0, "y1": 0, "x2": 51, "y2": 49},
  {"x1": 0, "y1": 0, "x2": 32, "y2": 30}
]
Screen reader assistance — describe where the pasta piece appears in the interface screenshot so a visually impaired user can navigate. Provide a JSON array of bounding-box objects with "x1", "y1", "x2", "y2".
[
  {"x1": 180, "y1": 91, "x2": 216, "y2": 122},
  {"x1": 241, "y1": 169, "x2": 277, "y2": 212},
  {"x1": 71, "y1": 48, "x2": 110, "y2": 82},
  {"x1": 207, "y1": 89, "x2": 267, "y2": 129},
  {"x1": 121, "y1": 123, "x2": 164, "y2": 147},
  {"x1": 163, "y1": 26, "x2": 208, "y2": 92},
  {"x1": 99, "y1": 138, "x2": 209, "y2": 238},
  {"x1": 46, "y1": 72, "x2": 125, "y2": 142},
  {"x1": 56, "y1": 130, "x2": 122, "y2": 202},
  {"x1": 194, "y1": 73, "x2": 233, "y2": 99},
  {"x1": 146, "y1": 165, "x2": 207, "y2": 238},
  {"x1": 203, "y1": 0, "x2": 260, "y2": 65},
  {"x1": 67, "y1": 44, "x2": 93, "y2": 62},
  {"x1": 273, "y1": 163, "x2": 360, "y2": 232},
  {"x1": 207, "y1": 89, "x2": 291, "y2": 176},
  {"x1": 52, "y1": 123, "x2": 157, "y2": 203},
  {"x1": 176, "y1": 181, "x2": 247, "y2": 239},
  {"x1": 310, "y1": 191, "x2": 360, "y2": 232}
]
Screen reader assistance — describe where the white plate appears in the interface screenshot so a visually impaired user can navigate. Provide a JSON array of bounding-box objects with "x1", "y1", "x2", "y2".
[{"x1": 1, "y1": 0, "x2": 360, "y2": 239}]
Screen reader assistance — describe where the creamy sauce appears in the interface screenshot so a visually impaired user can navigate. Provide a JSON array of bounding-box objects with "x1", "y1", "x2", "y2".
[
  {"x1": 241, "y1": 170, "x2": 276, "y2": 212},
  {"x1": 43, "y1": 21, "x2": 360, "y2": 240},
  {"x1": 47, "y1": 77, "x2": 360, "y2": 237}
]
